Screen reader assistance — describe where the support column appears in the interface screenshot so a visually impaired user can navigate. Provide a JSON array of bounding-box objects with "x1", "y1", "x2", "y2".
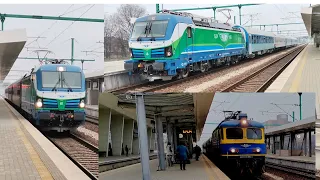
[
  {"x1": 110, "y1": 115, "x2": 124, "y2": 156},
  {"x1": 155, "y1": 115, "x2": 166, "y2": 170},
  {"x1": 272, "y1": 136, "x2": 276, "y2": 154},
  {"x1": 99, "y1": 107, "x2": 111, "y2": 157},
  {"x1": 135, "y1": 94, "x2": 151, "y2": 180},
  {"x1": 123, "y1": 118, "x2": 134, "y2": 155},
  {"x1": 173, "y1": 122, "x2": 178, "y2": 153},
  {"x1": 309, "y1": 130, "x2": 312, "y2": 157},
  {"x1": 304, "y1": 131, "x2": 307, "y2": 156}
]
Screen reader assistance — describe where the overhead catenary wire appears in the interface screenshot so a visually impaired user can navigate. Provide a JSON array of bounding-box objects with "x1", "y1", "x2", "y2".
[
  {"x1": 25, "y1": 4, "x2": 75, "y2": 47},
  {"x1": 45, "y1": 4, "x2": 95, "y2": 48}
]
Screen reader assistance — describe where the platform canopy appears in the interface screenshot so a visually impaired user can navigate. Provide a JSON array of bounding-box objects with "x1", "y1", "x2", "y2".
[
  {"x1": 99, "y1": 92, "x2": 215, "y2": 141},
  {"x1": 301, "y1": 4, "x2": 320, "y2": 36},
  {"x1": 0, "y1": 29, "x2": 27, "y2": 80}
]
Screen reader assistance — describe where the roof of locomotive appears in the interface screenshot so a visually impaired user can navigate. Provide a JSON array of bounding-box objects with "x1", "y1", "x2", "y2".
[
  {"x1": 219, "y1": 119, "x2": 264, "y2": 128},
  {"x1": 35, "y1": 64, "x2": 82, "y2": 72}
]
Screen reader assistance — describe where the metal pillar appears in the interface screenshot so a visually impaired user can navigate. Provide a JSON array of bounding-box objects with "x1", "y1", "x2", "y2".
[
  {"x1": 304, "y1": 130, "x2": 307, "y2": 156},
  {"x1": 272, "y1": 136, "x2": 276, "y2": 154},
  {"x1": 234, "y1": 16, "x2": 236, "y2": 24},
  {"x1": 155, "y1": 115, "x2": 166, "y2": 170},
  {"x1": 308, "y1": 130, "x2": 312, "y2": 157},
  {"x1": 173, "y1": 122, "x2": 178, "y2": 153},
  {"x1": 0, "y1": 15, "x2": 4, "y2": 31},
  {"x1": 71, "y1": 38, "x2": 74, "y2": 65},
  {"x1": 290, "y1": 132, "x2": 295, "y2": 156},
  {"x1": 212, "y1": 8, "x2": 216, "y2": 20},
  {"x1": 156, "y1": 4, "x2": 160, "y2": 13},
  {"x1": 81, "y1": 60, "x2": 84, "y2": 70},
  {"x1": 298, "y1": 92, "x2": 302, "y2": 120},
  {"x1": 166, "y1": 119, "x2": 173, "y2": 147},
  {"x1": 135, "y1": 94, "x2": 151, "y2": 180},
  {"x1": 238, "y1": 5, "x2": 242, "y2": 25},
  {"x1": 293, "y1": 111, "x2": 295, "y2": 122},
  {"x1": 280, "y1": 134, "x2": 284, "y2": 149}
]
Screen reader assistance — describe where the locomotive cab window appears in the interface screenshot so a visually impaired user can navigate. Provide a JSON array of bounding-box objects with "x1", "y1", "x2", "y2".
[
  {"x1": 247, "y1": 128, "x2": 262, "y2": 139},
  {"x1": 226, "y1": 128, "x2": 243, "y2": 139},
  {"x1": 187, "y1": 27, "x2": 192, "y2": 38}
]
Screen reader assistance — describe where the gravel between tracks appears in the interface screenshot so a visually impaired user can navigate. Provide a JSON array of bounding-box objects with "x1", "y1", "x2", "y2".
[
  {"x1": 73, "y1": 123, "x2": 98, "y2": 147},
  {"x1": 152, "y1": 48, "x2": 294, "y2": 93},
  {"x1": 51, "y1": 137, "x2": 98, "y2": 177}
]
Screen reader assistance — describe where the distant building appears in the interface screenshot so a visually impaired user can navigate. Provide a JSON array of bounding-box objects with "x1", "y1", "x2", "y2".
[{"x1": 264, "y1": 114, "x2": 290, "y2": 129}]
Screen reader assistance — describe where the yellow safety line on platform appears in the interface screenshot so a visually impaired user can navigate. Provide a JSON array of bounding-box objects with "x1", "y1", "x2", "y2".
[
  {"x1": 4, "y1": 102, "x2": 54, "y2": 180},
  {"x1": 289, "y1": 47, "x2": 308, "y2": 92},
  {"x1": 201, "y1": 156, "x2": 215, "y2": 180}
]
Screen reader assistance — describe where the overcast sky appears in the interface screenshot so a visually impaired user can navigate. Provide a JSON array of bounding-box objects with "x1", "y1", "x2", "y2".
[
  {"x1": 1, "y1": 4, "x2": 104, "y2": 85},
  {"x1": 105, "y1": 4, "x2": 309, "y2": 36},
  {"x1": 198, "y1": 92, "x2": 315, "y2": 145}
]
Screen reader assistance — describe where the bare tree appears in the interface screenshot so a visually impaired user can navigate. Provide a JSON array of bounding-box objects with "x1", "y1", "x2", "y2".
[{"x1": 104, "y1": 4, "x2": 146, "y2": 61}]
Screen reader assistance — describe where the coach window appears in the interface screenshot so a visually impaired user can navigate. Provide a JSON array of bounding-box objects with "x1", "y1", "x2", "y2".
[
  {"x1": 226, "y1": 128, "x2": 243, "y2": 139},
  {"x1": 187, "y1": 27, "x2": 192, "y2": 38},
  {"x1": 247, "y1": 128, "x2": 262, "y2": 139}
]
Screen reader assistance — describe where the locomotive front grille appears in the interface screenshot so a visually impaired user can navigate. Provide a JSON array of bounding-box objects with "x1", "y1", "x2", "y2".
[
  {"x1": 65, "y1": 99, "x2": 80, "y2": 108},
  {"x1": 151, "y1": 48, "x2": 165, "y2": 58},
  {"x1": 42, "y1": 99, "x2": 58, "y2": 108},
  {"x1": 132, "y1": 49, "x2": 145, "y2": 58}
]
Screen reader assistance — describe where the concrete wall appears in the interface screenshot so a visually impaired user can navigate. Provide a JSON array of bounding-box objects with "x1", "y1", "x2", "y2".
[
  {"x1": 110, "y1": 114, "x2": 124, "y2": 156},
  {"x1": 99, "y1": 107, "x2": 111, "y2": 157},
  {"x1": 104, "y1": 72, "x2": 145, "y2": 91}
]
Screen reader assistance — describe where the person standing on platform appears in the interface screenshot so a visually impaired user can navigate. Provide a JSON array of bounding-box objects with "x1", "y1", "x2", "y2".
[
  {"x1": 166, "y1": 142, "x2": 173, "y2": 167},
  {"x1": 125, "y1": 145, "x2": 129, "y2": 157},
  {"x1": 176, "y1": 142, "x2": 189, "y2": 170},
  {"x1": 194, "y1": 145, "x2": 201, "y2": 161}
]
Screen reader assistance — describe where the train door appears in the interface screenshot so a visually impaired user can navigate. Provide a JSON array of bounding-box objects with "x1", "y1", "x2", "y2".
[{"x1": 186, "y1": 26, "x2": 193, "y2": 60}]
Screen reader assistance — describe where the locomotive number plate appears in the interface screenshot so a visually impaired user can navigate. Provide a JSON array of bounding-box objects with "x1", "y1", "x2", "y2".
[{"x1": 240, "y1": 156, "x2": 253, "y2": 158}]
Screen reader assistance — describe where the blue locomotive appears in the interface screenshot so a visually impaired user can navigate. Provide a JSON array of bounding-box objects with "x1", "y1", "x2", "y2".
[
  {"x1": 203, "y1": 111, "x2": 266, "y2": 177},
  {"x1": 5, "y1": 60, "x2": 86, "y2": 132}
]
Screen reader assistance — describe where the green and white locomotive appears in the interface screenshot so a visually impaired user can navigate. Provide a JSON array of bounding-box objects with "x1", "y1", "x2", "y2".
[{"x1": 5, "y1": 60, "x2": 86, "y2": 132}]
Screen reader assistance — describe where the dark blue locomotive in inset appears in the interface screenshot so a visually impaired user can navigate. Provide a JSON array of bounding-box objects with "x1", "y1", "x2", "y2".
[{"x1": 203, "y1": 111, "x2": 266, "y2": 177}]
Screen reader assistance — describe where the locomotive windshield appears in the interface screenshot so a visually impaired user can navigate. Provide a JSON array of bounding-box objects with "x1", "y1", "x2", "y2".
[
  {"x1": 131, "y1": 20, "x2": 168, "y2": 39},
  {"x1": 246, "y1": 128, "x2": 262, "y2": 139},
  {"x1": 226, "y1": 128, "x2": 243, "y2": 139},
  {"x1": 42, "y1": 71, "x2": 82, "y2": 89}
]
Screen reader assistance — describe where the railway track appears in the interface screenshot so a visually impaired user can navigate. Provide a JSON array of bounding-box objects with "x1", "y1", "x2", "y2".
[
  {"x1": 220, "y1": 45, "x2": 306, "y2": 92},
  {"x1": 108, "y1": 47, "x2": 296, "y2": 94},
  {"x1": 265, "y1": 161, "x2": 316, "y2": 179},
  {"x1": 47, "y1": 132, "x2": 99, "y2": 179},
  {"x1": 86, "y1": 115, "x2": 98, "y2": 125}
]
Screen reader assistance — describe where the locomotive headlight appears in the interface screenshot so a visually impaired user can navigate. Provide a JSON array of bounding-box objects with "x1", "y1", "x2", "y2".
[
  {"x1": 36, "y1": 99, "x2": 42, "y2": 108},
  {"x1": 230, "y1": 148, "x2": 237, "y2": 153},
  {"x1": 241, "y1": 119, "x2": 247, "y2": 125},
  {"x1": 165, "y1": 46, "x2": 173, "y2": 57},
  {"x1": 79, "y1": 100, "x2": 85, "y2": 108},
  {"x1": 57, "y1": 66, "x2": 66, "y2": 72},
  {"x1": 255, "y1": 148, "x2": 261, "y2": 153}
]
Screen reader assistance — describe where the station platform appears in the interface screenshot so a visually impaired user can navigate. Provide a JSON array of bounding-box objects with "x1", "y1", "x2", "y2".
[
  {"x1": 266, "y1": 44, "x2": 320, "y2": 119},
  {"x1": 0, "y1": 97, "x2": 90, "y2": 180},
  {"x1": 99, "y1": 155, "x2": 229, "y2": 180},
  {"x1": 266, "y1": 154, "x2": 315, "y2": 163}
]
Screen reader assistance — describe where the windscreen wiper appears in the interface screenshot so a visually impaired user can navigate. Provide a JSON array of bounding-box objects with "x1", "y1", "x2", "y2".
[
  {"x1": 62, "y1": 78, "x2": 73, "y2": 92},
  {"x1": 137, "y1": 23, "x2": 150, "y2": 41},
  {"x1": 51, "y1": 78, "x2": 61, "y2": 91}
]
